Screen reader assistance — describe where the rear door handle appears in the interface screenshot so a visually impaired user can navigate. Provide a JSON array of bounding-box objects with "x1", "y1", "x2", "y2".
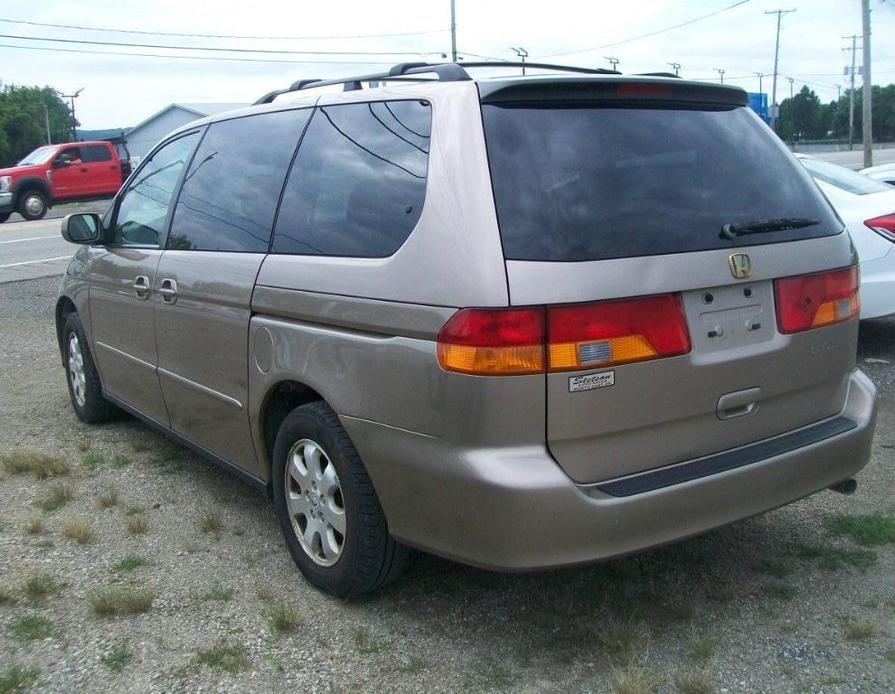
[
  {"x1": 159, "y1": 278, "x2": 178, "y2": 305},
  {"x1": 132, "y1": 275, "x2": 150, "y2": 300}
]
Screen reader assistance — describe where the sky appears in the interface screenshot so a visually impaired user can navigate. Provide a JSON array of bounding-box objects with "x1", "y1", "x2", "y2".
[{"x1": 1, "y1": 0, "x2": 894, "y2": 129}]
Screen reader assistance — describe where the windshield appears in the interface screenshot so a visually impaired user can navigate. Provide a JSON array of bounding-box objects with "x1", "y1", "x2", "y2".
[
  {"x1": 800, "y1": 157, "x2": 893, "y2": 195},
  {"x1": 482, "y1": 104, "x2": 841, "y2": 262},
  {"x1": 17, "y1": 146, "x2": 57, "y2": 167}
]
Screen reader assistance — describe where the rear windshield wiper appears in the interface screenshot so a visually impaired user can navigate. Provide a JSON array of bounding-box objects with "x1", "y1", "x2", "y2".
[{"x1": 720, "y1": 217, "x2": 820, "y2": 240}]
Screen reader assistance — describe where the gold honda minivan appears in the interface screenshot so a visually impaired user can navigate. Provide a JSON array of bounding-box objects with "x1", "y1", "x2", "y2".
[{"x1": 56, "y1": 62, "x2": 877, "y2": 596}]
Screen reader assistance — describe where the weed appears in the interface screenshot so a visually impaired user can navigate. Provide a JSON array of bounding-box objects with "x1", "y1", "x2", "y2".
[
  {"x1": 112, "y1": 555, "x2": 147, "y2": 573},
  {"x1": 256, "y1": 585, "x2": 274, "y2": 601},
  {"x1": 689, "y1": 635, "x2": 719, "y2": 661},
  {"x1": 10, "y1": 614, "x2": 53, "y2": 642},
  {"x1": 180, "y1": 541, "x2": 198, "y2": 554},
  {"x1": 398, "y1": 655, "x2": 429, "y2": 675},
  {"x1": 199, "y1": 512, "x2": 222, "y2": 534},
  {"x1": 791, "y1": 542, "x2": 877, "y2": 571},
  {"x1": 764, "y1": 583, "x2": 798, "y2": 601},
  {"x1": 62, "y1": 517, "x2": 92, "y2": 544},
  {"x1": 88, "y1": 587, "x2": 154, "y2": 615},
  {"x1": 2, "y1": 452, "x2": 69, "y2": 479},
  {"x1": 610, "y1": 663, "x2": 658, "y2": 694},
  {"x1": 0, "y1": 587, "x2": 15, "y2": 606},
  {"x1": 756, "y1": 559, "x2": 789, "y2": 579},
  {"x1": 130, "y1": 439, "x2": 150, "y2": 453},
  {"x1": 0, "y1": 664, "x2": 39, "y2": 693},
  {"x1": 110, "y1": 454, "x2": 130, "y2": 469},
  {"x1": 826, "y1": 513, "x2": 895, "y2": 546},
  {"x1": 124, "y1": 505, "x2": 145, "y2": 516},
  {"x1": 264, "y1": 601, "x2": 299, "y2": 635},
  {"x1": 101, "y1": 641, "x2": 133, "y2": 673},
  {"x1": 37, "y1": 482, "x2": 77, "y2": 512},
  {"x1": 23, "y1": 517, "x2": 44, "y2": 536},
  {"x1": 842, "y1": 617, "x2": 877, "y2": 641},
  {"x1": 22, "y1": 573, "x2": 59, "y2": 602},
  {"x1": 675, "y1": 669, "x2": 715, "y2": 694},
  {"x1": 125, "y1": 515, "x2": 148, "y2": 535},
  {"x1": 353, "y1": 626, "x2": 389, "y2": 654},
  {"x1": 886, "y1": 648, "x2": 895, "y2": 664},
  {"x1": 98, "y1": 487, "x2": 119, "y2": 509},
  {"x1": 202, "y1": 583, "x2": 235, "y2": 602},
  {"x1": 35, "y1": 539, "x2": 54, "y2": 551},
  {"x1": 601, "y1": 618, "x2": 647, "y2": 657},
  {"x1": 80, "y1": 452, "x2": 106, "y2": 470},
  {"x1": 194, "y1": 641, "x2": 250, "y2": 674}
]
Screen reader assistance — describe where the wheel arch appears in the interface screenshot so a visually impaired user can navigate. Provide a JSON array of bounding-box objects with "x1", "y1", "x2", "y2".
[
  {"x1": 258, "y1": 380, "x2": 325, "y2": 483},
  {"x1": 55, "y1": 296, "x2": 79, "y2": 366},
  {"x1": 12, "y1": 176, "x2": 53, "y2": 208}
]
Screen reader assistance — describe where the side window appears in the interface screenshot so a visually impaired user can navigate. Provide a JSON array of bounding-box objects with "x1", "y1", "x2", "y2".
[
  {"x1": 167, "y1": 109, "x2": 311, "y2": 252},
  {"x1": 271, "y1": 100, "x2": 431, "y2": 258},
  {"x1": 112, "y1": 131, "x2": 200, "y2": 247},
  {"x1": 82, "y1": 145, "x2": 113, "y2": 163},
  {"x1": 57, "y1": 146, "x2": 82, "y2": 164}
]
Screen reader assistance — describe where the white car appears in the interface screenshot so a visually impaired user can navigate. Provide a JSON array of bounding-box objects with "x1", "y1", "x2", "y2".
[
  {"x1": 797, "y1": 155, "x2": 895, "y2": 319},
  {"x1": 859, "y1": 162, "x2": 895, "y2": 186}
]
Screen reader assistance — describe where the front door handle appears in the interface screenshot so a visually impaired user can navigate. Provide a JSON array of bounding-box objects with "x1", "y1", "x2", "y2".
[
  {"x1": 132, "y1": 275, "x2": 150, "y2": 300},
  {"x1": 159, "y1": 278, "x2": 178, "y2": 305}
]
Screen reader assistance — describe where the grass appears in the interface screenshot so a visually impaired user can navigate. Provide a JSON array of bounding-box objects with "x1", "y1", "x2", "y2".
[
  {"x1": 22, "y1": 573, "x2": 59, "y2": 602},
  {"x1": 886, "y1": 648, "x2": 895, "y2": 664},
  {"x1": 689, "y1": 635, "x2": 719, "y2": 661},
  {"x1": 256, "y1": 585, "x2": 275, "y2": 602},
  {"x1": 790, "y1": 542, "x2": 878, "y2": 571},
  {"x1": 826, "y1": 513, "x2": 895, "y2": 546},
  {"x1": 125, "y1": 514, "x2": 148, "y2": 535},
  {"x1": 88, "y1": 587, "x2": 154, "y2": 616},
  {"x1": 98, "y1": 487, "x2": 119, "y2": 509},
  {"x1": 101, "y1": 641, "x2": 133, "y2": 673},
  {"x1": 124, "y1": 505, "x2": 145, "y2": 516},
  {"x1": 1, "y1": 452, "x2": 69, "y2": 479},
  {"x1": 110, "y1": 454, "x2": 130, "y2": 469},
  {"x1": 675, "y1": 669, "x2": 715, "y2": 694},
  {"x1": 80, "y1": 452, "x2": 106, "y2": 470},
  {"x1": 112, "y1": 555, "x2": 147, "y2": 573},
  {"x1": 23, "y1": 517, "x2": 44, "y2": 536},
  {"x1": 0, "y1": 664, "x2": 39, "y2": 693},
  {"x1": 756, "y1": 559, "x2": 790, "y2": 579},
  {"x1": 199, "y1": 512, "x2": 222, "y2": 534},
  {"x1": 10, "y1": 614, "x2": 53, "y2": 642},
  {"x1": 264, "y1": 601, "x2": 299, "y2": 635},
  {"x1": 353, "y1": 626, "x2": 389, "y2": 655},
  {"x1": 194, "y1": 641, "x2": 250, "y2": 674},
  {"x1": 62, "y1": 517, "x2": 92, "y2": 544},
  {"x1": 398, "y1": 655, "x2": 429, "y2": 675},
  {"x1": 37, "y1": 482, "x2": 77, "y2": 512},
  {"x1": 130, "y1": 439, "x2": 150, "y2": 453},
  {"x1": 0, "y1": 587, "x2": 15, "y2": 605},
  {"x1": 201, "y1": 583, "x2": 235, "y2": 602},
  {"x1": 764, "y1": 583, "x2": 798, "y2": 601},
  {"x1": 842, "y1": 617, "x2": 878, "y2": 641},
  {"x1": 601, "y1": 619, "x2": 648, "y2": 657},
  {"x1": 610, "y1": 663, "x2": 658, "y2": 694}
]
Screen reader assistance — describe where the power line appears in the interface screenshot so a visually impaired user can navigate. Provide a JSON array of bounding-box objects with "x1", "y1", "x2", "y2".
[
  {"x1": 0, "y1": 42, "x2": 398, "y2": 64},
  {"x1": 0, "y1": 32, "x2": 444, "y2": 56},
  {"x1": 539, "y1": 0, "x2": 751, "y2": 58},
  {"x1": 0, "y1": 17, "x2": 449, "y2": 41}
]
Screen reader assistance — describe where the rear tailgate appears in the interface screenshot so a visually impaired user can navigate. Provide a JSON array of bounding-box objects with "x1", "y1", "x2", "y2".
[{"x1": 480, "y1": 78, "x2": 858, "y2": 485}]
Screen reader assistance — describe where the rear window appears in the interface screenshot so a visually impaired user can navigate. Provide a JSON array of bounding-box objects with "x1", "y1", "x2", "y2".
[
  {"x1": 482, "y1": 105, "x2": 842, "y2": 262},
  {"x1": 82, "y1": 145, "x2": 112, "y2": 163},
  {"x1": 798, "y1": 156, "x2": 892, "y2": 195}
]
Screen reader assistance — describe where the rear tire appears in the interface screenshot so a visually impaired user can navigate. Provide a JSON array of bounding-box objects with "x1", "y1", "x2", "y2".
[
  {"x1": 18, "y1": 190, "x2": 48, "y2": 221},
  {"x1": 272, "y1": 402, "x2": 408, "y2": 596},
  {"x1": 62, "y1": 312, "x2": 118, "y2": 423},
  {"x1": 0, "y1": 212, "x2": 10, "y2": 223}
]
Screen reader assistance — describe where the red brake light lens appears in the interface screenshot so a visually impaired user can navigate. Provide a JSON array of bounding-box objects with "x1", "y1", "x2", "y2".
[
  {"x1": 437, "y1": 308, "x2": 545, "y2": 375},
  {"x1": 547, "y1": 295, "x2": 691, "y2": 371},
  {"x1": 774, "y1": 266, "x2": 860, "y2": 334},
  {"x1": 865, "y1": 214, "x2": 895, "y2": 242}
]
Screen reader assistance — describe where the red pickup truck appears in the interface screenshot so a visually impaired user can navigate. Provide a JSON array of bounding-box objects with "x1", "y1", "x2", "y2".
[{"x1": 0, "y1": 140, "x2": 130, "y2": 223}]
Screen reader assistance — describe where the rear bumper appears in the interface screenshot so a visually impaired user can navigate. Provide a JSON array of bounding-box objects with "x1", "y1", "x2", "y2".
[
  {"x1": 344, "y1": 368, "x2": 877, "y2": 571},
  {"x1": 0, "y1": 192, "x2": 12, "y2": 214},
  {"x1": 860, "y1": 247, "x2": 895, "y2": 319}
]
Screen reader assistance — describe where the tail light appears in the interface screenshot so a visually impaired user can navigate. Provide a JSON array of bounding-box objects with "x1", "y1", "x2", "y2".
[
  {"x1": 774, "y1": 266, "x2": 860, "y2": 334},
  {"x1": 865, "y1": 214, "x2": 895, "y2": 242},
  {"x1": 437, "y1": 295, "x2": 691, "y2": 376}
]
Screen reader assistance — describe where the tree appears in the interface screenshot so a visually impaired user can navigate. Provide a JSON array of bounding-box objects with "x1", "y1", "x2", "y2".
[
  {"x1": 778, "y1": 86, "x2": 824, "y2": 141},
  {"x1": 0, "y1": 84, "x2": 74, "y2": 166}
]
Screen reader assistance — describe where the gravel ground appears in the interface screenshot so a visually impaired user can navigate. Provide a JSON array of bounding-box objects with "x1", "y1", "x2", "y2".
[{"x1": 1, "y1": 275, "x2": 894, "y2": 694}]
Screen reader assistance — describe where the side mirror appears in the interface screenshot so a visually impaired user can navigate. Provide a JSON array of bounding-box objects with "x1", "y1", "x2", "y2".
[
  {"x1": 61, "y1": 213, "x2": 102, "y2": 244},
  {"x1": 53, "y1": 155, "x2": 72, "y2": 169}
]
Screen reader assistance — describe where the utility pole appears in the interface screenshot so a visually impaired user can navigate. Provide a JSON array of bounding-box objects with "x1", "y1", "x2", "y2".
[
  {"x1": 43, "y1": 104, "x2": 51, "y2": 144},
  {"x1": 843, "y1": 34, "x2": 859, "y2": 150},
  {"x1": 754, "y1": 71, "x2": 764, "y2": 96},
  {"x1": 765, "y1": 8, "x2": 796, "y2": 132},
  {"x1": 449, "y1": 0, "x2": 457, "y2": 62},
  {"x1": 605, "y1": 56, "x2": 619, "y2": 71},
  {"x1": 61, "y1": 88, "x2": 84, "y2": 141},
  {"x1": 715, "y1": 68, "x2": 726, "y2": 84},
  {"x1": 861, "y1": 0, "x2": 872, "y2": 167},
  {"x1": 835, "y1": 83, "x2": 841, "y2": 101},
  {"x1": 511, "y1": 46, "x2": 529, "y2": 75},
  {"x1": 787, "y1": 77, "x2": 795, "y2": 140},
  {"x1": 668, "y1": 62, "x2": 681, "y2": 76}
]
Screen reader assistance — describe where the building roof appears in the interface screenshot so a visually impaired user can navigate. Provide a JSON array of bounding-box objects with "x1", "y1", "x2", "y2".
[{"x1": 127, "y1": 102, "x2": 249, "y2": 135}]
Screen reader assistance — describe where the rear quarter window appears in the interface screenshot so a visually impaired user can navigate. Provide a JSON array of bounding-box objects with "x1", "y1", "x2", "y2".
[
  {"x1": 82, "y1": 145, "x2": 112, "y2": 163},
  {"x1": 482, "y1": 104, "x2": 842, "y2": 262}
]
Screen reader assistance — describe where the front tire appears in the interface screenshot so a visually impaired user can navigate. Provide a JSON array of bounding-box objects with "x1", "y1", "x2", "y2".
[
  {"x1": 272, "y1": 402, "x2": 407, "y2": 597},
  {"x1": 62, "y1": 313, "x2": 118, "y2": 423},
  {"x1": 18, "y1": 190, "x2": 48, "y2": 221}
]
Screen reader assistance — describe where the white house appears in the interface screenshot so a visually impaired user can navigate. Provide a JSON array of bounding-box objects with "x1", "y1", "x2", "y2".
[{"x1": 125, "y1": 103, "x2": 248, "y2": 162}]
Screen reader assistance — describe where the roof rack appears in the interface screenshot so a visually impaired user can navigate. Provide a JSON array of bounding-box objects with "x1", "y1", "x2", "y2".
[{"x1": 253, "y1": 61, "x2": 621, "y2": 105}]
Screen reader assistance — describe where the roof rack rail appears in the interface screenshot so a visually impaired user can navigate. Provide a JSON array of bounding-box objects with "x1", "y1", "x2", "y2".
[
  {"x1": 253, "y1": 60, "x2": 621, "y2": 105},
  {"x1": 637, "y1": 71, "x2": 682, "y2": 79}
]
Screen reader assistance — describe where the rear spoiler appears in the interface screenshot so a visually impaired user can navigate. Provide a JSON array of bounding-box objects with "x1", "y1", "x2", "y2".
[{"x1": 478, "y1": 77, "x2": 748, "y2": 108}]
